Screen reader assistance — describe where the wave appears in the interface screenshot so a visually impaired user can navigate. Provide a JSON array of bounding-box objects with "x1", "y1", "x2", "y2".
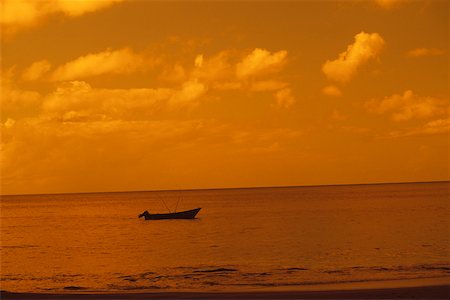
[{"x1": 3, "y1": 262, "x2": 449, "y2": 293}]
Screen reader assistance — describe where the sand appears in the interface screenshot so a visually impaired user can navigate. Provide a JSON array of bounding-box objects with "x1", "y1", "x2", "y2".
[{"x1": 2, "y1": 284, "x2": 449, "y2": 299}]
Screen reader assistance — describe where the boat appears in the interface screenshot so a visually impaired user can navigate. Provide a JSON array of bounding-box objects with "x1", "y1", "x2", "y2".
[{"x1": 138, "y1": 208, "x2": 201, "y2": 220}]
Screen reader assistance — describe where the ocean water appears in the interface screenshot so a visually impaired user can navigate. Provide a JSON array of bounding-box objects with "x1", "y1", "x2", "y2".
[{"x1": 1, "y1": 182, "x2": 449, "y2": 293}]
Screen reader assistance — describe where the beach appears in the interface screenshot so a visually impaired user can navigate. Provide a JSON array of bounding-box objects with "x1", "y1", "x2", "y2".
[{"x1": 2, "y1": 284, "x2": 449, "y2": 299}]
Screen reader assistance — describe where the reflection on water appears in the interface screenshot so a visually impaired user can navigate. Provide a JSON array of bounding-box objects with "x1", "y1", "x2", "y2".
[{"x1": 1, "y1": 182, "x2": 449, "y2": 292}]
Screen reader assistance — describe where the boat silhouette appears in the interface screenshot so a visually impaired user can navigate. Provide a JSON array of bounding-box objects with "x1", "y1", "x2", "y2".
[{"x1": 138, "y1": 208, "x2": 201, "y2": 220}]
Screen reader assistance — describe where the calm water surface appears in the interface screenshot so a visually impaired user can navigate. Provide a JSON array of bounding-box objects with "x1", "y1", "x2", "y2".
[{"x1": 1, "y1": 182, "x2": 449, "y2": 292}]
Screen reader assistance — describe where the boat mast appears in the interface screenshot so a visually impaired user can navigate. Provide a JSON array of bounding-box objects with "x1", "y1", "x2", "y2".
[{"x1": 161, "y1": 198, "x2": 172, "y2": 213}]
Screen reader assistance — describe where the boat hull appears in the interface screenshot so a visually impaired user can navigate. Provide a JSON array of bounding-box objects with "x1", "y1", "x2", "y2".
[{"x1": 143, "y1": 208, "x2": 201, "y2": 220}]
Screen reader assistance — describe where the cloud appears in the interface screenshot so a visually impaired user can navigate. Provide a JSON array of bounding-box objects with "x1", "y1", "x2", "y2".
[
  {"x1": 0, "y1": 116, "x2": 215, "y2": 194},
  {"x1": 50, "y1": 48, "x2": 153, "y2": 81},
  {"x1": 322, "y1": 32, "x2": 385, "y2": 83},
  {"x1": 250, "y1": 80, "x2": 288, "y2": 92},
  {"x1": 22, "y1": 60, "x2": 52, "y2": 81},
  {"x1": 160, "y1": 48, "x2": 291, "y2": 99},
  {"x1": 6, "y1": 45, "x2": 294, "y2": 125},
  {"x1": 406, "y1": 48, "x2": 446, "y2": 58},
  {"x1": 212, "y1": 82, "x2": 243, "y2": 90},
  {"x1": 4, "y1": 44, "x2": 294, "y2": 133},
  {"x1": 159, "y1": 47, "x2": 290, "y2": 96},
  {"x1": 236, "y1": 48, "x2": 288, "y2": 79},
  {"x1": 168, "y1": 79, "x2": 208, "y2": 108},
  {"x1": 159, "y1": 63, "x2": 187, "y2": 83},
  {"x1": 331, "y1": 110, "x2": 347, "y2": 121},
  {"x1": 1, "y1": 114, "x2": 304, "y2": 194},
  {"x1": 387, "y1": 118, "x2": 450, "y2": 138},
  {"x1": 365, "y1": 90, "x2": 448, "y2": 121},
  {"x1": 1, "y1": 75, "x2": 42, "y2": 119},
  {"x1": 55, "y1": 0, "x2": 123, "y2": 17},
  {"x1": 274, "y1": 88, "x2": 295, "y2": 108},
  {"x1": 322, "y1": 85, "x2": 343, "y2": 97},
  {"x1": 375, "y1": 0, "x2": 404, "y2": 9},
  {"x1": 191, "y1": 51, "x2": 234, "y2": 82},
  {"x1": 1, "y1": 0, "x2": 122, "y2": 35},
  {"x1": 249, "y1": 142, "x2": 281, "y2": 154},
  {"x1": 42, "y1": 81, "x2": 167, "y2": 121},
  {"x1": 1, "y1": 40, "x2": 300, "y2": 194},
  {"x1": 41, "y1": 80, "x2": 208, "y2": 121},
  {"x1": 194, "y1": 55, "x2": 204, "y2": 67}
]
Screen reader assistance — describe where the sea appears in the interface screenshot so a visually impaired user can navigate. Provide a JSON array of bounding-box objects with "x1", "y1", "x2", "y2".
[{"x1": 1, "y1": 182, "x2": 449, "y2": 293}]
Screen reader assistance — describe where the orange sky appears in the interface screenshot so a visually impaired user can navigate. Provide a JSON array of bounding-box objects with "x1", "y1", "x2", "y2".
[{"x1": 1, "y1": 0, "x2": 449, "y2": 195}]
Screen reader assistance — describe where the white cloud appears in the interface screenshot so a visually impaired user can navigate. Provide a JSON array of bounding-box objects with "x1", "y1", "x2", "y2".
[
  {"x1": 331, "y1": 110, "x2": 347, "y2": 121},
  {"x1": 194, "y1": 55, "x2": 204, "y2": 68},
  {"x1": 250, "y1": 80, "x2": 288, "y2": 92},
  {"x1": 212, "y1": 81, "x2": 243, "y2": 90},
  {"x1": 322, "y1": 32, "x2": 385, "y2": 83},
  {"x1": 387, "y1": 118, "x2": 450, "y2": 138},
  {"x1": 1, "y1": 0, "x2": 123, "y2": 34},
  {"x1": 236, "y1": 48, "x2": 288, "y2": 79},
  {"x1": 365, "y1": 90, "x2": 448, "y2": 121},
  {"x1": 322, "y1": 85, "x2": 343, "y2": 97},
  {"x1": 191, "y1": 51, "x2": 233, "y2": 82},
  {"x1": 375, "y1": 0, "x2": 404, "y2": 9},
  {"x1": 41, "y1": 79, "x2": 208, "y2": 122},
  {"x1": 158, "y1": 48, "x2": 291, "y2": 96},
  {"x1": 22, "y1": 60, "x2": 52, "y2": 81},
  {"x1": 406, "y1": 48, "x2": 446, "y2": 58},
  {"x1": 1, "y1": 78, "x2": 42, "y2": 119},
  {"x1": 274, "y1": 88, "x2": 295, "y2": 108},
  {"x1": 50, "y1": 48, "x2": 153, "y2": 81},
  {"x1": 168, "y1": 79, "x2": 208, "y2": 108}
]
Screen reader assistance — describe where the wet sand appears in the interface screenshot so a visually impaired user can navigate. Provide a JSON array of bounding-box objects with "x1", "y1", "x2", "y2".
[{"x1": 2, "y1": 284, "x2": 449, "y2": 299}]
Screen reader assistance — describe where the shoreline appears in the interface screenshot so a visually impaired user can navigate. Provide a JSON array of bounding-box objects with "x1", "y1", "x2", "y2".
[
  {"x1": 2, "y1": 285, "x2": 449, "y2": 299},
  {"x1": 2, "y1": 278, "x2": 449, "y2": 300}
]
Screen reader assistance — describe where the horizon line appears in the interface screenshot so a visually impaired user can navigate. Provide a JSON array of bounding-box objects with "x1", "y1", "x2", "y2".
[{"x1": 1, "y1": 180, "x2": 449, "y2": 197}]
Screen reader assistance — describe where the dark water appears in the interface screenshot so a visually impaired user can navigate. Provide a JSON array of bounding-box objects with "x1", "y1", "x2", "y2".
[{"x1": 1, "y1": 182, "x2": 449, "y2": 293}]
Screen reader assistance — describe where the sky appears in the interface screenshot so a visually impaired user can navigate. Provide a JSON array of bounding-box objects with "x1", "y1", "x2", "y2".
[{"x1": 1, "y1": 0, "x2": 449, "y2": 195}]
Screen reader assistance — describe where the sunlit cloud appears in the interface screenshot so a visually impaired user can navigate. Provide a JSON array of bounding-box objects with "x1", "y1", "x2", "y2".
[
  {"x1": 56, "y1": 0, "x2": 123, "y2": 16},
  {"x1": 331, "y1": 110, "x2": 347, "y2": 121},
  {"x1": 273, "y1": 88, "x2": 295, "y2": 108},
  {"x1": 43, "y1": 81, "x2": 160, "y2": 119},
  {"x1": 168, "y1": 79, "x2": 208, "y2": 109},
  {"x1": 375, "y1": 0, "x2": 404, "y2": 9},
  {"x1": 250, "y1": 80, "x2": 289, "y2": 92},
  {"x1": 160, "y1": 48, "x2": 291, "y2": 104},
  {"x1": 50, "y1": 48, "x2": 154, "y2": 81},
  {"x1": 159, "y1": 63, "x2": 187, "y2": 83},
  {"x1": 1, "y1": 72, "x2": 42, "y2": 119},
  {"x1": 249, "y1": 142, "x2": 281, "y2": 153},
  {"x1": 387, "y1": 118, "x2": 450, "y2": 138},
  {"x1": 236, "y1": 48, "x2": 288, "y2": 79},
  {"x1": 191, "y1": 51, "x2": 234, "y2": 82},
  {"x1": 322, "y1": 32, "x2": 385, "y2": 83},
  {"x1": 42, "y1": 80, "x2": 207, "y2": 120},
  {"x1": 365, "y1": 90, "x2": 448, "y2": 121},
  {"x1": 1, "y1": 0, "x2": 447, "y2": 194},
  {"x1": 0, "y1": 117, "x2": 212, "y2": 193},
  {"x1": 1, "y1": 85, "x2": 42, "y2": 119},
  {"x1": 0, "y1": 0, "x2": 123, "y2": 35},
  {"x1": 21, "y1": 60, "x2": 52, "y2": 81},
  {"x1": 406, "y1": 48, "x2": 446, "y2": 58},
  {"x1": 1, "y1": 111, "x2": 303, "y2": 193},
  {"x1": 212, "y1": 81, "x2": 243, "y2": 90},
  {"x1": 322, "y1": 85, "x2": 343, "y2": 97},
  {"x1": 7, "y1": 45, "x2": 293, "y2": 125}
]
